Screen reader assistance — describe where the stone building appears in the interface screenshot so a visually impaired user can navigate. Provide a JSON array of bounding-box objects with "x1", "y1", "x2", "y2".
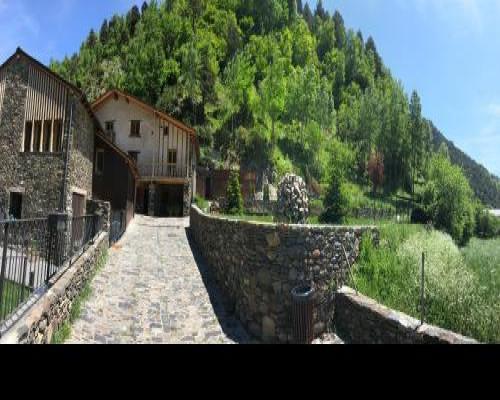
[
  {"x1": 0, "y1": 48, "x2": 139, "y2": 224},
  {"x1": 0, "y1": 48, "x2": 98, "y2": 219},
  {"x1": 92, "y1": 90, "x2": 198, "y2": 217}
]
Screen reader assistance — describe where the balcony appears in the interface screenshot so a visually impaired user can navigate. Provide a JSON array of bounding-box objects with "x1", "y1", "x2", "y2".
[{"x1": 137, "y1": 161, "x2": 192, "y2": 180}]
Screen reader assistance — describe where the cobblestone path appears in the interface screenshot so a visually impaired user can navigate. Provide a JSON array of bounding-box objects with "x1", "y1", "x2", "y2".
[{"x1": 67, "y1": 215, "x2": 251, "y2": 344}]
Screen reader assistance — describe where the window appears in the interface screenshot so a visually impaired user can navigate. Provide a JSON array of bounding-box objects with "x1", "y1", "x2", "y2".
[
  {"x1": 53, "y1": 119, "x2": 63, "y2": 152},
  {"x1": 130, "y1": 120, "x2": 141, "y2": 137},
  {"x1": 128, "y1": 151, "x2": 139, "y2": 163},
  {"x1": 43, "y1": 120, "x2": 52, "y2": 152},
  {"x1": 163, "y1": 126, "x2": 169, "y2": 136},
  {"x1": 168, "y1": 149, "x2": 177, "y2": 165},
  {"x1": 32, "y1": 121, "x2": 42, "y2": 152},
  {"x1": 24, "y1": 121, "x2": 32, "y2": 152},
  {"x1": 95, "y1": 148, "x2": 104, "y2": 175},
  {"x1": 167, "y1": 149, "x2": 177, "y2": 176},
  {"x1": 9, "y1": 192, "x2": 22, "y2": 219},
  {"x1": 105, "y1": 121, "x2": 114, "y2": 134}
]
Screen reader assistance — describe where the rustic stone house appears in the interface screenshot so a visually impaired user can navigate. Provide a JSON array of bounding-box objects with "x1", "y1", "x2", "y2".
[
  {"x1": 0, "y1": 48, "x2": 98, "y2": 219},
  {"x1": 92, "y1": 89, "x2": 198, "y2": 217},
  {"x1": 0, "y1": 48, "x2": 138, "y2": 223}
]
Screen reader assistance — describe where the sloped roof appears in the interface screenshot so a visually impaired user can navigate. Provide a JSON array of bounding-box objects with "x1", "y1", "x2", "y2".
[
  {"x1": 0, "y1": 47, "x2": 102, "y2": 133},
  {"x1": 92, "y1": 89, "x2": 196, "y2": 135}
]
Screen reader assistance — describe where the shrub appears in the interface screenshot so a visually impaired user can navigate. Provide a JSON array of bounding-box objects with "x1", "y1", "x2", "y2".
[
  {"x1": 194, "y1": 195, "x2": 209, "y2": 212},
  {"x1": 475, "y1": 208, "x2": 500, "y2": 239},
  {"x1": 225, "y1": 170, "x2": 243, "y2": 215},
  {"x1": 422, "y1": 153, "x2": 476, "y2": 245},
  {"x1": 320, "y1": 175, "x2": 349, "y2": 224}
]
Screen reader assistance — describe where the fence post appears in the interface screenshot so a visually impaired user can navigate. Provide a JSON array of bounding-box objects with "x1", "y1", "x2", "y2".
[
  {"x1": 46, "y1": 213, "x2": 68, "y2": 284},
  {"x1": 0, "y1": 223, "x2": 10, "y2": 316},
  {"x1": 421, "y1": 252, "x2": 425, "y2": 325}
]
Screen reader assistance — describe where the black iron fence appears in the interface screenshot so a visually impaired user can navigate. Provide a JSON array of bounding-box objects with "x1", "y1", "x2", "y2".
[
  {"x1": 0, "y1": 214, "x2": 103, "y2": 329},
  {"x1": 109, "y1": 210, "x2": 126, "y2": 245}
]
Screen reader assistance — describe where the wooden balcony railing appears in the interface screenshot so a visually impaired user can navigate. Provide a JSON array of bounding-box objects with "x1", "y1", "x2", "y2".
[{"x1": 137, "y1": 162, "x2": 192, "y2": 179}]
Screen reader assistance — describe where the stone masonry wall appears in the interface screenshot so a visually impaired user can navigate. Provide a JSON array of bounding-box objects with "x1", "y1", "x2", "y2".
[
  {"x1": 0, "y1": 232, "x2": 109, "y2": 344},
  {"x1": 190, "y1": 205, "x2": 378, "y2": 343},
  {"x1": 334, "y1": 287, "x2": 478, "y2": 344},
  {"x1": 0, "y1": 55, "x2": 66, "y2": 218},
  {"x1": 66, "y1": 91, "x2": 94, "y2": 215}
]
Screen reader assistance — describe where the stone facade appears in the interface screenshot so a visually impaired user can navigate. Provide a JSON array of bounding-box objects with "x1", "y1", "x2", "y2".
[
  {"x1": 0, "y1": 50, "x2": 94, "y2": 219},
  {"x1": 0, "y1": 232, "x2": 109, "y2": 344},
  {"x1": 334, "y1": 287, "x2": 478, "y2": 344},
  {"x1": 190, "y1": 205, "x2": 378, "y2": 343},
  {"x1": 183, "y1": 181, "x2": 192, "y2": 217},
  {"x1": 86, "y1": 199, "x2": 111, "y2": 233}
]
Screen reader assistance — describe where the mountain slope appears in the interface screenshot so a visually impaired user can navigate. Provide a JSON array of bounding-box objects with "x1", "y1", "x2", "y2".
[{"x1": 431, "y1": 122, "x2": 500, "y2": 208}]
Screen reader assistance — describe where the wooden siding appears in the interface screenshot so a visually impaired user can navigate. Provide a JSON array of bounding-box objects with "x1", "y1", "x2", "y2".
[{"x1": 22, "y1": 64, "x2": 68, "y2": 152}]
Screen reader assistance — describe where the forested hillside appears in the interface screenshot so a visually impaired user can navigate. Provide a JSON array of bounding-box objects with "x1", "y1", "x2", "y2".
[
  {"x1": 431, "y1": 123, "x2": 500, "y2": 208},
  {"x1": 50, "y1": 0, "x2": 499, "y2": 207}
]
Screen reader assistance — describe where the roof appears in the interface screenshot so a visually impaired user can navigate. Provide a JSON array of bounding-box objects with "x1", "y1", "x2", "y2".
[
  {"x1": 92, "y1": 89, "x2": 196, "y2": 135},
  {"x1": 0, "y1": 48, "x2": 104, "y2": 134}
]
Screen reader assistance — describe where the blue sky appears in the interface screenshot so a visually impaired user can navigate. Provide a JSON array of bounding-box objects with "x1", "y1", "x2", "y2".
[{"x1": 0, "y1": 0, "x2": 499, "y2": 176}]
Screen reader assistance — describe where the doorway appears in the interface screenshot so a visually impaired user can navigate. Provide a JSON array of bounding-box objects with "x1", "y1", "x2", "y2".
[{"x1": 9, "y1": 192, "x2": 23, "y2": 219}]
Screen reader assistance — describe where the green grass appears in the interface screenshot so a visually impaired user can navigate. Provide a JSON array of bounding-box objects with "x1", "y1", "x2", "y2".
[
  {"x1": 0, "y1": 280, "x2": 32, "y2": 320},
  {"x1": 51, "y1": 250, "x2": 108, "y2": 344},
  {"x1": 351, "y1": 224, "x2": 500, "y2": 343}
]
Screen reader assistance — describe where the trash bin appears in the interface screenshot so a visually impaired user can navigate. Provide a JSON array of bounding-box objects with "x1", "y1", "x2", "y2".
[{"x1": 291, "y1": 284, "x2": 315, "y2": 344}]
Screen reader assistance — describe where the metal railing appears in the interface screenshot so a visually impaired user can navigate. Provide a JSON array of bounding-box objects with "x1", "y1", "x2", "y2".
[
  {"x1": 137, "y1": 162, "x2": 191, "y2": 179},
  {"x1": 0, "y1": 214, "x2": 103, "y2": 329}
]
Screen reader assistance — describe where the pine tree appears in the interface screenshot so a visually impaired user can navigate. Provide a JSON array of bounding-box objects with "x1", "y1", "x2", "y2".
[
  {"x1": 226, "y1": 170, "x2": 243, "y2": 215},
  {"x1": 99, "y1": 19, "x2": 109, "y2": 44},
  {"x1": 333, "y1": 10, "x2": 346, "y2": 49},
  {"x1": 303, "y1": 2, "x2": 314, "y2": 31},
  {"x1": 315, "y1": 0, "x2": 327, "y2": 20},
  {"x1": 320, "y1": 175, "x2": 348, "y2": 224},
  {"x1": 141, "y1": 1, "x2": 149, "y2": 14},
  {"x1": 127, "y1": 5, "x2": 141, "y2": 36},
  {"x1": 86, "y1": 29, "x2": 98, "y2": 48}
]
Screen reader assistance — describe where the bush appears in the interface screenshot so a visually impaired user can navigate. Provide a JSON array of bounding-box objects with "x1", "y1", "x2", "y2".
[
  {"x1": 320, "y1": 175, "x2": 349, "y2": 224},
  {"x1": 411, "y1": 206, "x2": 431, "y2": 224},
  {"x1": 422, "y1": 153, "x2": 476, "y2": 245},
  {"x1": 475, "y1": 208, "x2": 500, "y2": 239},
  {"x1": 225, "y1": 170, "x2": 243, "y2": 215}
]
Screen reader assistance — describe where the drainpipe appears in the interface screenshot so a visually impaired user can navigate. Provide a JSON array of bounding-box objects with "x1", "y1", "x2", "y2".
[{"x1": 59, "y1": 100, "x2": 74, "y2": 213}]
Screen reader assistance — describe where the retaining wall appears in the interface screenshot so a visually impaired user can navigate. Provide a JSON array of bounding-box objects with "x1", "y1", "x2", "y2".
[
  {"x1": 334, "y1": 287, "x2": 478, "y2": 344},
  {"x1": 190, "y1": 205, "x2": 378, "y2": 343}
]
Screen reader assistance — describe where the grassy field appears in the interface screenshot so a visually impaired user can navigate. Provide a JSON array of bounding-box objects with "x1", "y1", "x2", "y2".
[{"x1": 351, "y1": 224, "x2": 500, "y2": 343}]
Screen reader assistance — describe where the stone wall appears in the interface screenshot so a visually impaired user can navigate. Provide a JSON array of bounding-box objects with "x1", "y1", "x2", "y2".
[
  {"x1": 0, "y1": 232, "x2": 109, "y2": 344},
  {"x1": 190, "y1": 205, "x2": 378, "y2": 343},
  {"x1": 334, "y1": 287, "x2": 478, "y2": 344}
]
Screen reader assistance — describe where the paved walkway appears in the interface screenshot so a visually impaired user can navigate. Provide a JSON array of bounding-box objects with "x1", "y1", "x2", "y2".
[{"x1": 67, "y1": 215, "x2": 251, "y2": 344}]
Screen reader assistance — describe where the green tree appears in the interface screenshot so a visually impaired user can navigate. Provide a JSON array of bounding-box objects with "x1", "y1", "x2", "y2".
[
  {"x1": 423, "y1": 153, "x2": 476, "y2": 244},
  {"x1": 226, "y1": 170, "x2": 243, "y2": 214}
]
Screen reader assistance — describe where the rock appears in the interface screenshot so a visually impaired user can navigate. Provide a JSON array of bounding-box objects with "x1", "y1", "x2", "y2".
[{"x1": 262, "y1": 316, "x2": 276, "y2": 342}]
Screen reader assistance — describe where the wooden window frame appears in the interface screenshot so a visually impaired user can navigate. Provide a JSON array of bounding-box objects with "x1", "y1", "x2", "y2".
[
  {"x1": 95, "y1": 148, "x2": 105, "y2": 176},
  {"x1": 130, "y1": 120, "x2": 141, "y2": 137}
]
